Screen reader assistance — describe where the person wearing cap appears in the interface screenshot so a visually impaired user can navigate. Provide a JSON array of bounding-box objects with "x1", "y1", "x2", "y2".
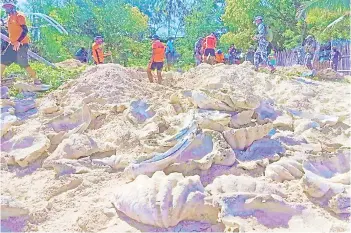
[
  {"x1": 252, "y1": 16, "x2": 275, "y2": 73},
  {"x1": 215, "y1": 49, "x2": 224, "y2": 63},
  {"x1": 92, "y1": 36, "x2": 111, "y2": 65},
  {"x1": 194, "y1": 37, "x2": 203, "y2": 66},
  {"x1": 1, "y1": 0, "x2": 42, "y2": 85},
  {"x1": 202, "y1": 32, "x2": 217, "y2": 65},
  {"x1": 303, "y1": 35, "x2": 317, "y2": 70},
  {"x1": 147, "y1": 35, "x2": 165, "y2": 84}
]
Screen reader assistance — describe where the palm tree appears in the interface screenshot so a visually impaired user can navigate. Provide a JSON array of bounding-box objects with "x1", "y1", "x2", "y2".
[{"x1": 298, "y1": 0, "x2": 350, "y2": 31}]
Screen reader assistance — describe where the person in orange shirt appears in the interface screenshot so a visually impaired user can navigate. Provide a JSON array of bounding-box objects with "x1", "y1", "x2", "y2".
[
  {"x1": 1, "y1": 0, "x2": 42, "y2": 85},
  {"x1": 92, "y1": 36, "x2": 111, "y2": 65},
  {"x1": 202, "y1": 32, "x2": 217, "y2": 65},
  {"x1": 215, "y1": 49, "x2": 224, "y2": 63},
  {"x1": 147, "y1": 35, "x2": 165, "y2": 84}
]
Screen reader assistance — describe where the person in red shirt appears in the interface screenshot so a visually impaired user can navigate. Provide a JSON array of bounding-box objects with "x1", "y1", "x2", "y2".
[
  {"x1": 1, "y1": 0, "x2": 42, "y2": 85},
  {"x1": 92, "y1": 36, "x2": 111, "y2": 65},
  {"x1": 147, "y1": 35, "x2": 165, "y2": 84},
  {"x1": 202, "y1": 32, "x2": 217, "y2": 65}
]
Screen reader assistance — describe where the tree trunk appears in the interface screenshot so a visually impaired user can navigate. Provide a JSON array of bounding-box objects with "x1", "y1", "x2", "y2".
[
  {"x1": 301, "y1": 14, "x2": 307, "y2": 45},
  {"x1": 167, "y1": 0, "x2": 173, "y2": 37}
]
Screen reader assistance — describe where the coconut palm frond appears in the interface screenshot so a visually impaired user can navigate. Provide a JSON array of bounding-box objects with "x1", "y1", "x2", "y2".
[
  {"x1": 297, "y1": 0, "x2": 350, "y2": 19},
  {"x1": 322, "y1": 11, "x2": 351, "y2": 32}
]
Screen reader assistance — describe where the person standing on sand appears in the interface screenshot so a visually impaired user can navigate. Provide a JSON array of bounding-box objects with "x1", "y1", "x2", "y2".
[
  {"x1": 92, "y1": 36, "x2": 111, "y2": 65},
  {"x1": 194, "y1": 37, "x2": 203, "y2": 66},
  {"x1": 165, "y1": 37, "x2": 176, "y2": 71},
  {"x1": 295, "y1": 46, "x2": 304, "y2": 65},
  {"x1": 303, "y1": 35, "x2": 317, "y2": 70},
  {"x1": 330, "y1": 46, "x2": 342, "y2": 71},
  {"x1": 1, "y1": 0, "x2": 42, "y2": 85},
  {"x1": 147, "y1": 35, "x2": 165, "y2": 84},
  {"x1": 228, "y1": 44, "x2": 236, "y2": 65},
  {"x1": 253, "y1": 16, "x2": 275, "y2": 73},
  {"x1": 202, "y1": 32, "x2": 217, "y2": 65}
]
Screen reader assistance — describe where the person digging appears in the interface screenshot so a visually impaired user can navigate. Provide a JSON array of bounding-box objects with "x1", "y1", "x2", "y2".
[
  {"x1": 147, "y1": 35, "x2": 165, "y2": 84},
  {"x1": 1, "y1": 0, "x2": 42, "y2": 85},
  {"x1": 92, "y1": 36, "x2": 112, "y2": 65}
]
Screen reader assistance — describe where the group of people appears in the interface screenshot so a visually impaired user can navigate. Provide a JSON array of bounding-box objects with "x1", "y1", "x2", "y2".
[
  {"x1": 0, "y1": 0, "x2": 344, "y2": 87},
  {"x1": 194, "y1": 37, "x2": 242, "y2": 66},
  {"x1": 74, "y1": 35, "x2": 177, "y2": 84},
  {"x1": 194, "y1": 16, "x2": 276, "y2": 73},
  {"x1": 297, "y1": 35, "x2": 343, "y2": 71}
]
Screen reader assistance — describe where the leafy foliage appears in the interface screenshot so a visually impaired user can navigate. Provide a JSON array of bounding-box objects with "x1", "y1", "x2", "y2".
[
  {"x1": 24, "y1": 0, "x2": 149, "y2": 66},
  {"x1": 6, "y1": 0, "x2": 348, "y2": 71},
  {"x1": 299, "y1": 0, "x2": 350, "y2": 16},
  {"x1": 222, "y1": 0, "x2": 305, "y2": 50},
  {"x1": 222, "y1": 0, "x2": 349, "y2": 50},
  {"x1": 175, "y1": 0, "x2": 225, "y2": 68},
  {"x1": 128, "y1": 0, "x2": 195, "y2": 37},
  {"x1": 306, "y1": 8, "x2": 350, "y2": 42},
  {"x1": 4, "y1": 62, "x2": 85, "y2": 94}
]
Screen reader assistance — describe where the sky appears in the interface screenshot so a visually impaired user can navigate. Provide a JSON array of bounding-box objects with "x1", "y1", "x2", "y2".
[{"x1": 18, "y1": 0, "x2": 27, "y2": 5}]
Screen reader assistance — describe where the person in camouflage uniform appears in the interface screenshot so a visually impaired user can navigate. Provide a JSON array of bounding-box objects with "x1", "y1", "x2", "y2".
[
  {"x1": 253, "y1": 16, "x2": 275, "y2": 73},
  {"x1": 303, "y1": 35, "x2": 317, "y2": 70},
  {"x1": 194, "y1": 37, "x2": 203, "y2": 66}
]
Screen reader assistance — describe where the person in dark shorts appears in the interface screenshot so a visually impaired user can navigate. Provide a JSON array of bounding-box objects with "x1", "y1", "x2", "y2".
[
  {"x1": 147, "y1": 35, "x2": 165, "y2": 84},
  {"x1": 1, "y1": 0, "x2": 41, "y2": 85},
  {"x1": 228, "y1": 44, "x2": 236, "y2": 64},
  {"x1": 202, "y1": 33, "x2": 217, "y2": 64},
  {"x1": 330, "y1": 46, "x2": 342, "y2": 71}
]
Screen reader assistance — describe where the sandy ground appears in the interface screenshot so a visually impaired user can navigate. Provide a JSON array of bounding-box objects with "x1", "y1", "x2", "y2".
[{"x1": 1, "y1": 62, "x2": 350, "y2": 232}]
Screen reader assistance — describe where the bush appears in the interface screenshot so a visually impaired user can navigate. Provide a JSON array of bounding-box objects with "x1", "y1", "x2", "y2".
[{"x1": 3, "y1": 61, "x2": 85, "y2": 95}]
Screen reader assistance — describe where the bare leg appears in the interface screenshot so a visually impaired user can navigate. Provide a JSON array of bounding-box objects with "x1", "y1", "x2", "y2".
[
  {"x1": 210, "y1": 56, "x2": 215, "y2": 65},
  {"x1": 147, "y1": 68, "x2": 154, "y2": 83},
  {"x1": 206, "y1": 56, "x2": 211, "y2": 64},
  {"x1": 1, "y1": 64, "x2": 6, "y2": 78},
  {"x1": 156, "y1": 70, "x2": 162, "y2": 84}
]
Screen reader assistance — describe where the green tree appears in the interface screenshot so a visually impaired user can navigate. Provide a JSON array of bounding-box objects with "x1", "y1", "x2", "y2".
[
  {"x1": 222, "y1": 0, "x2": 305, "y2": 50},
  {"x1": 299, "y1": 0, "x2": 350, "y2": 33},
  {"x1": 25, "y1": 0, "x2": 150, "y2": 65},
  {"x1": 128, "y1": 0, "x2": 194, "y2": 37},
  {"x1": 306, "y1": 8, "x2": 350, "y2": 42},
  {"x1": 176, "y1": 0, "x2": 224, "y2": 68}
]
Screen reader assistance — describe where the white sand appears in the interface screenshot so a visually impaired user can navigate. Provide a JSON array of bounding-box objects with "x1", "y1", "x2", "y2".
[{"x1": 1, "y1": 62, "x2": 350, "y2": 232}]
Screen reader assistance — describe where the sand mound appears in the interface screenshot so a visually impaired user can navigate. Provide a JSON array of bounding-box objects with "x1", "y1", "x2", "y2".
[
  {"x1": 1, "y1": 63, "x2": 350, "y2": 232},
  {"x1": 55, "y1": 59, "x2": 86, "y2": 69}
]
